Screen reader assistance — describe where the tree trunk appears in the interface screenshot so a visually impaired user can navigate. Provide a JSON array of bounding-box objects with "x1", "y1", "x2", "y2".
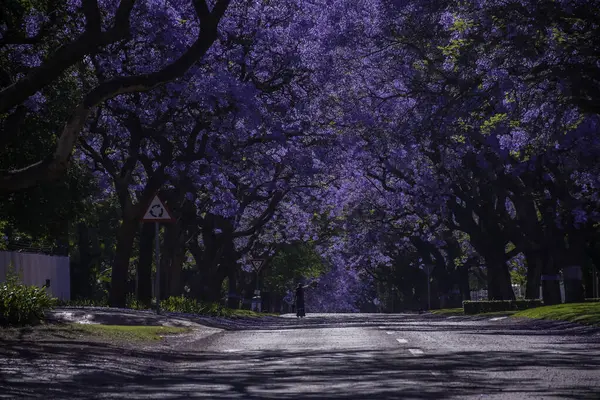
[
  {"x1": 458, "y1": 266, "x2": 471, "y2": 301},
  {"x1": 109, "y1": 218, "x2": 139, "y2": 307},
  {"x1": 541, "y1": 254, "x2": 562, "y2": 305},
  {"x1": 524, "y1": 250, "x2": 543, "y2": 299},
  {"x1": 158, "y1": 222, "x2": 187, "y2": 300},
  {"x1": 562, "y1": 235, "x2": 585, "y2": 303},
  {"x1": 137, "y1": 222, "x2": 154, "y2": 307},
  {"x1": 71, "y1": 223, "x2": 92, "y2": 300},
  {"x1": 227, "y1": 268, "x2": 238, "y2": 309},
  {"x1": 168, "y1": 245, "x2": 185, "y2": 298},
  {"x1": 196, "y1": 271, "x2": 227, "y2": 303},
  {"x1": 563, "y1": 270, "x2": 584, "y2": 303},
  {"x1": 487, "y1": 260, "x2": 515, "y2": 300}
]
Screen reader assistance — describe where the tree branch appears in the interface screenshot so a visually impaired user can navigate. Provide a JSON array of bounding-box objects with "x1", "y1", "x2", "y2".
[
  {"x1": 0, "y1": 0, "x2": 231, "y2": 192},
  {"x1": 0, "y1": 0, "x2": 136, "y2": 114}
]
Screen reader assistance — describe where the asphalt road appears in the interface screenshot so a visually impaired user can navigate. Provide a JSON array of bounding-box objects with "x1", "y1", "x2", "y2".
[{"x1": 2, "y1": 313, "x2": 600, "y2": 399}]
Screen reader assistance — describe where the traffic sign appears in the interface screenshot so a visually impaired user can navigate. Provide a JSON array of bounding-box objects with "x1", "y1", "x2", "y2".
[
  {"x1": 251, "y1": 259, "x2": 265, "y2": 271},
  {"x1": 142, "y1": 195, "x2": 174, "y2": 222}
]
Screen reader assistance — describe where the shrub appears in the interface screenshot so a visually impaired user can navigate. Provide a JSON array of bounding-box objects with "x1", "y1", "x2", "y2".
[
  {"x1": 126, "y1": 293, "x2": 150, "y2": 310},
  {"x1": 585, "y1": 298, "x2": 600, "y2": 303},
  {"x1": 160, "y1": 295, "x2": 225, "y2": 316},
  {"x1": 463, "y1": 299, "x2": 542, "y2": 315},
  {"x1": 0, "y1": 265, "x2": 56, "y2": 326}
]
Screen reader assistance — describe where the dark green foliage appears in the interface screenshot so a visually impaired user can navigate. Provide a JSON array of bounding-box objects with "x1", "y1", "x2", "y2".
[
  {"x1": 125, "y1": 293, "x2": 150, "y2": 310},
  {"x1": 161, "y1": 295, "x2": 224, "y2": 316},
  {"x1": 463, "y1": 299, "x2": 542, "y2": 315},
  {"x1": 0, "y1": 266, "x2": 56, "y2": 326},
  {"x1": 56, "y1": 293, "x2": 146, "y2": 309},
  {"x1": 264, "y1": 242, "x2": 328, "y2": 295}
]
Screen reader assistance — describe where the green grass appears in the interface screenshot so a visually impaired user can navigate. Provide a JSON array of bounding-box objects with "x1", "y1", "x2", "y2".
[
  {"x1": 479, "y1": 310, "x2": 518, "y2": 316},
  {"x1": 431, "y1": 308, "x2": 518, "y2": 317},
  {"x1": 222, "y1": 309, "x2": 280, "y2": 318},
  {"x1": 71, "y1": 324, "x2": 191, "y2": 341},
  {"x1": 431, "y1": 308, "x2": 464, "y2": 316},
  {"x1": 513, "y1": 302, "x2": 600, "y2": 326},
  {"x1": 0, "y1": 323, "x2": 191, "y2": 343}
]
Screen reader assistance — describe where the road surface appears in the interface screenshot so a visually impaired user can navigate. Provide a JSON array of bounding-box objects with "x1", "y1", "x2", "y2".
[{"x1": 2, "y1": 313, "x2": 600, "y2": 399}]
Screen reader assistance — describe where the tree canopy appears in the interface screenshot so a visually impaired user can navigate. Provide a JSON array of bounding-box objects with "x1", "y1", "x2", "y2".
[{"x1": 1, "y1": 0, "x2": 599, "y2": 310}]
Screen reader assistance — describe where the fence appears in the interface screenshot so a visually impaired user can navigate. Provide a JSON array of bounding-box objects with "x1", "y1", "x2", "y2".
[{"x1": 0, "y1": 251, "x2": 70, "y2": 301}]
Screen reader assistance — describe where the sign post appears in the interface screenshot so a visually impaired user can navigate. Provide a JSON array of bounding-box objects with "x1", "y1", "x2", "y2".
[
  {"x1": 251, "y1": 259, "x2": 265, "y2": 291},
  {"x1": 142, "y1": 194, "x2": 175, "y2": 314},
  {"x1": 250, "y1": 259, "x2": 265, "y2": 312}
]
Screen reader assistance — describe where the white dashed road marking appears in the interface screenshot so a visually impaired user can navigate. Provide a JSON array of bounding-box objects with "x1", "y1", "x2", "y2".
[
  {"x1": 385, "y1": 331, "x2": 394, "y2": 335},
  {"x1": 490, "y1": 317, "x2": 508, "y2": 321},
  {"x1": 396, "y1": 338, "x2": 408, "y2": 344},
  {"x1": 408, "y1": 349, "x2": 424, "y2": 356}
]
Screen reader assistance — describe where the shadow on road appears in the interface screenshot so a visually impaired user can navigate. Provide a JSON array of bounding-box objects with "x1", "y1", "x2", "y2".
[{"x1": 2, "y1": 320, "x2": 600, "y2": 400}]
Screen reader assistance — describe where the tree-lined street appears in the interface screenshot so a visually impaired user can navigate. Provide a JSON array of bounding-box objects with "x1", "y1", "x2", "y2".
[
  {"x1": 2, "y1": 313, "x2": 599, "y2": 399},
  {"x1": 2, "y1": 1, "x2": 600, "y2": 397}
]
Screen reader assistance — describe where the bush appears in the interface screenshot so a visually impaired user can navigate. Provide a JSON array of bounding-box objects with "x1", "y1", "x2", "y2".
[
  {"x1": 585, "y1": 298, "x2": 600, "y2": 303},
  {"x1": 160, "y1": 295, "x2": 225, "y2": 316},
  {"x1": 463, "y1": 299, "x2": 542, "y2": 315},
  {"x1": 56, "y1": 293, "x2": 148, "y2": 309},
  {"x1": 0, "y1": 265, "x2": 56, "y2": 326},
  {"x1": 126, "y1": 293, "x2": 150, "y2": 310}
]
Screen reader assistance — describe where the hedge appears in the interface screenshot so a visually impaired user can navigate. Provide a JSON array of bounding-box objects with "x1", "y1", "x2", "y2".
[{"x1": 463, "y1": 299, "x2": 543, "y2": 315}]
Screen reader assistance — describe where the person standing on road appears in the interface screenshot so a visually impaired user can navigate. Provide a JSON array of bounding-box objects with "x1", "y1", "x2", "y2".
[
  {"x1": 295, "y1": 283, "x2": 307, "y2": 318},
  {"x1": 295, "y1": 281, "x2": 316, "y2": 318}
]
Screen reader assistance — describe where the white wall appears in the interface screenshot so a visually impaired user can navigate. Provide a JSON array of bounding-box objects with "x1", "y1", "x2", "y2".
[{"x1": 0, "y1": 251, "x2": 70, "y2": 301}]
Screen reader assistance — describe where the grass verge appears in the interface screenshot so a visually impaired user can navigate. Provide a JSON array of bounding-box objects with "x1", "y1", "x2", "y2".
[
  {"x1": 430, "y1": 308, "x2": 463, "y2": 316},
  {"x1": 222, "y1": 309, "x2": 280, "y2": 318},
  {"x1": 72, "y1": 324, "x2": 191, "y2": 341},
  {"x1": 0, "y1": 323, "x2": 190, "y2": 343},
  {"x1": 431, "y1": 308, "x2": 518, "y2": 317},
  {"x1": 513, "y1": 302, "x2": 600, "y2": 326}
]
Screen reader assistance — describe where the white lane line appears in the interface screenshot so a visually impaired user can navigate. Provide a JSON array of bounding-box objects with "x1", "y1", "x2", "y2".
[
  {"x1": 430, "y1": 371, "x2": 442, "y2": 376},
  {"x1": 385, "y1": 331, "x2": 394, "y2": 335},
  {"x1": 223, "y1": 349, "x2": 241, "y2": 353},
  {"x1": 408, "y1": 349, "x2": 424, "y2": 356},
  {"x1": 396, "y1": 338, "x2": 408, "y2": 344},
  {"x1": 490, "y1": 316, "x2": 508, "y2": 321}
]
